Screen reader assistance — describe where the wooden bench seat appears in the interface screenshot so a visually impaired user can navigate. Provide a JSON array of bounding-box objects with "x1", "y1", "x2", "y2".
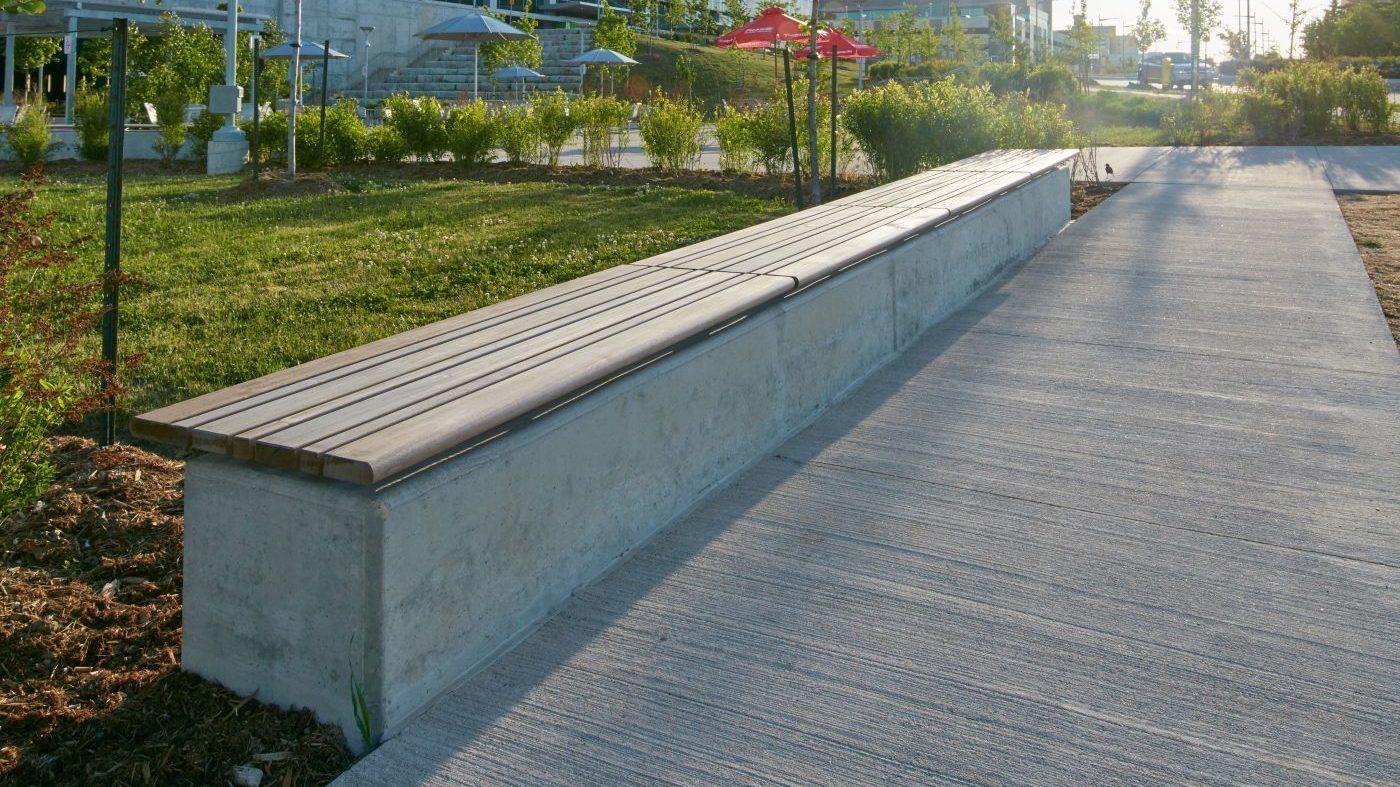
[{"x1": 132, "y1": 149, "x2": 1076, "y2": 485}]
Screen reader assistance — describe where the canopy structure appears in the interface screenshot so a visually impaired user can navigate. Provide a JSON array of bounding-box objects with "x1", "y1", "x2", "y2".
[
  {"x1": 568, "y1": 48, "x2": 639, "y2": 95},
  {"x1": 796, "y1": 29, "x2": 880, "y2": 60},
  {"x1": 259, "y1": 40, "x2": 351, "y2": 60},
  {"x1": 715, "y1": 7, "x2": 808, "y2": 49},
  {"x1": 416, "y1": 12, "x2": 533, "y2": 100},
  {"x1": 491, "y1": 65, "x2": 544, "y2": 100}
]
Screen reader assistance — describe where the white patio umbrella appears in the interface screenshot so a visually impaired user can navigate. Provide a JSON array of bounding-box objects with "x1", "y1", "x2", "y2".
[
  {"x1": 567, "y1": 48, "x2": 639, "y2": 96},
  {"x1": 417, "y1": 12, "x2": 533, "y2": 100},
  {"x1": 491, "y1": 65, "x2": 545, "y2": 101}
]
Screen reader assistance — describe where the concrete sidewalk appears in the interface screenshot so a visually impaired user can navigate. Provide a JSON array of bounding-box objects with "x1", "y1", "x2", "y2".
[
  {"x1": 339, "y1": 148, "x2": 1399, "y2": 785},
  {"x1": 1087, "y1": 145, "x2": 1400, "y2": 192}
]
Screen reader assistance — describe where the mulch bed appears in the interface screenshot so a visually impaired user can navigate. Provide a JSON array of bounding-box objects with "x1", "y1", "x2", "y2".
[
  {"x1": 1071, "y1": 181, "x2": 1124, "y2": 219},
  {"x1": 1338, "y1": 193, "x2": 1400, "y2": 348},
  {"x1": 1, "y1": 438, "x2": 353, "y2": 786}
]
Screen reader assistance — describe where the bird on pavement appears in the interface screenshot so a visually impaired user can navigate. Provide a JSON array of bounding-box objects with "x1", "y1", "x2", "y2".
[{"x1": 1104, "y1": 163, "x2": 1114, "y2": 178}]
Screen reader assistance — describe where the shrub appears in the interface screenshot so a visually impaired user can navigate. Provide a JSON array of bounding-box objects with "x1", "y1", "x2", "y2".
[
  {"x1": 73, "y1": 86, "x2": 109, "y2": 162},
  {"x1": 844, "y1": 79, "x2": 998, "y2": 181},
  {"x1": 997, "y1": 93, "x2": 1081, "y2": 149},
  {"x1": 5, "y1": 105, "x2": 57, "y2": 167},
  {"x1": 742, "y1": 101, "x2": 794, "y2": 175},
  {"x1": 494, "y1": 102, "x2": 540, "y2": 164},
  {"x1": 713, "y1": 103, "x2": 754, "y2": 172},
  {"x1": 445, "y1": 100, "x2": 496, "y2": 167},
  {"x1": 639, "y1": 91, "x2": 702, "y2": 171},
  {"x1": 1025, "y1": 63, "x2": 1079, "y2": 104},
  {"x1": 1339, "y1": 67, "x2": 1390, "y2": 132},
  {"x1": 188, "y1": 110, "x2": 228, "y2": 163},
  {"x1": 365, "y1": 123, "x2": 408, "y2": 164},
  {"x1": 1240, "y1": 91, "x2": 1287, "y2": 138},
  {"x1": 867, "y1": 61, "x2": 905, "y2": 82},
  {"x1": 844, "y1": 78, "x2": 1080, "y2": 182},
  {"x1": 573, "y1": 95, "x2": 630, "y2": 168},
  {"x1": 1250, "y1": 61, "x2": 1339, "y2": 138},
  {"x1": 1, "y1": 171, "x2": 127, "y2": 516},
  {"x1": 245, "y1": 110, "x2": 288, "y2": 164},
  {"x1": 383, "y1": 94, "x2": 448, "y2": 161},
  {"x1": 151, "y1": 89, "x2": 188, "y2": 163},
  {"x1": 1160, "y1": 90, "x2": 1243, "y2": 144},
  {"x1": 320, "y1": 99, "x2": 369, "y2": 165},
  {"x1": 530, "y1": 90, "x2": 577, "y2": 167}
]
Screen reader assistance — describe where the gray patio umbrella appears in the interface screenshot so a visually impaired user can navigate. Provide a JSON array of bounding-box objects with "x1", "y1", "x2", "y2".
[
  {"x1": 567, "y1": 48, "x2": 639, "y2": 96},
  {"x1": 260, "y1": 40, "x2": 351, "y2": 60},
  {"x1": 491, "y1": 65, "x2": 545, "y2": 100},
  {"x1": 417, "y1": 12, "x2": 533, "y2": 100}
]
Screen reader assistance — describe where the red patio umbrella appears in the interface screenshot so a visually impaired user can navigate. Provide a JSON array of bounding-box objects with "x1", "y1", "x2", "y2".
[
  {"x1": 718, "y1": 7, "x2": 812, "y2": 208},
  {"x1": 715, "y1": 7, "x2": 808, "y2": 49},
  {"x1": 796, "y1": 28, "x2": 880, "y2": 60}
]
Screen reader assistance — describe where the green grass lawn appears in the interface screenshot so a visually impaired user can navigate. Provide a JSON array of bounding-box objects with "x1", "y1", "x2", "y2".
[
  {"x1": 20, "y1": 172, "x2": 789, "y2": 420},
  {"x1": 629, "y1": 34, "x2": 862, "y2": 110}
]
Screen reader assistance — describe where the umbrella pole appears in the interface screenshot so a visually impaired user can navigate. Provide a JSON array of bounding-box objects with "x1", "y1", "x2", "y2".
[
  {"x1": 830, "y1": 41, "x2": 837, "y2": 197},
  {"x1": 474, "y1": 46, "x2": 479, "y2": 101},
  {"x1": 783, "y1": 48, "x2": 803, "y2": 210}
]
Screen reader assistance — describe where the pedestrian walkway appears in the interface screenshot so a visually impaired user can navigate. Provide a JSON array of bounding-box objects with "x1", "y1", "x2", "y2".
[
  {"x1": 338, "y1": 147, "x2": 1399, "y2": 785},
  {"x1": 1089, "y1": 145, "x2": 1400, "y2": 191}
]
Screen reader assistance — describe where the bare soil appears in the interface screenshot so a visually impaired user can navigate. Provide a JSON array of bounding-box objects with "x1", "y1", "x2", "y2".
[
  {"x1": 0, "y1": 438, "x2": 353, "y2": 786},
  {"x1": 1338, "y1": 194, "x2": 1400, "y2": 348}
]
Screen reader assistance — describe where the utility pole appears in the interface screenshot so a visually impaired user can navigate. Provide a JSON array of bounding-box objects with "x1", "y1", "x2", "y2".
[{"x1": 1248, "y1": 0, "x2": 1260, "y2": 59}]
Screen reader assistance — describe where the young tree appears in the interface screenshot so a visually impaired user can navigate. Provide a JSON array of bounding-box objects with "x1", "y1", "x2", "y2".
[
  {"x1": 484, "y1": 0, "x2": 542, "y2": 69},
  {"x1": 14, "y1": 37, "x2": 60, "y2": 96},
  {"x1": 723, "y1": 0, "x2": 751, "y2": 27},
  {"x1": 941, "y1": 1, "x2": 983, "y2": 64},
  {"x1": 1286, "y1": 0, "x2": 1305, "y2": 59},
  {"x1": 1130, "y1": 0, "x2": 1166, "y2": 61},
  {"x1": 1217, "y1": 29, "x2": 1248, "y2": 60},
  {"x1": 988, "y1": 6, "x2": 1017, "y2": 62},
  {"x1": 1066, "y1": 0, "x2": 1101, "y2": 81},
  {"x1": 665, "y1": 0, "x2": 687, "y2": 32},
  {"x1": 1172, "y1": 0, "x2": 1222, "y2": 94}
]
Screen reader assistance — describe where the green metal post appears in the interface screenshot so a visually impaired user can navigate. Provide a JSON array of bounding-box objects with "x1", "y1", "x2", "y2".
[
  {"x1": 101, "y1": 19, "x2": 128, "y2": 446},
  {"x1": 830, "y1": 40, "x2": 838, "y2": 197},
  {"x1": 783, "y1": 48, "x2": 803, "y2": 210}
]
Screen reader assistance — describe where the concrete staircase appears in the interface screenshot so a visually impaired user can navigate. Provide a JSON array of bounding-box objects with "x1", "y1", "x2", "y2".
[{"x1": 368, "y1": 27, "x2": 593, "y2": 103}]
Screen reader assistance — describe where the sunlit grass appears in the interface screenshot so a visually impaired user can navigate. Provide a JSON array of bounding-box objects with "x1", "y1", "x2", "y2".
[{"x1": 17, "y1": 172, "x2": 789, "y2": 417}]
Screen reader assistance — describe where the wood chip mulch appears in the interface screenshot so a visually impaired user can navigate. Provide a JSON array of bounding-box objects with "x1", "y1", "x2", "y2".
[
  {"x1": 1338, "y1": 193, "x2": 1400, "y2": 349},
  {"x1": 1, "y1": 437, "x2": 354, "y2": 786}
]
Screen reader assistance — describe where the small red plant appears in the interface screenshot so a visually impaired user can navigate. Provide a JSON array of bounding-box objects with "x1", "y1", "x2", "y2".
[{"x1": 1, "y1": 166, "x2": 138, "y2": 514}]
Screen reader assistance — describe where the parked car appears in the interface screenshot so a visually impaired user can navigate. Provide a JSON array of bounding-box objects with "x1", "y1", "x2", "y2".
[{"x1": 1137, "y1": 52, "x2": 1218, "y2": 88}]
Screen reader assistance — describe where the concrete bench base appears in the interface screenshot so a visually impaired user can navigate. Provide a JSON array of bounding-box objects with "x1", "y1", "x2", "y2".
[{"x1": 181, "y1": 166, "x2": 1070, "y2": 751}]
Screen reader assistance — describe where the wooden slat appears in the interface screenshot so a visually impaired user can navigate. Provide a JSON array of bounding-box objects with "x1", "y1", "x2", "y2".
[
  {"x1": 317, "y1": 273, "x2": 792, "y2": 483},
  {"x1": 132, "y1": 151, "x2": 1074, "y2": 483},
  {"x1": 130, "y1": 264, "x2": 658, "y2": 446},
  {"x1": 181, "y1": 267, "x2": 706, "y2": 454}
]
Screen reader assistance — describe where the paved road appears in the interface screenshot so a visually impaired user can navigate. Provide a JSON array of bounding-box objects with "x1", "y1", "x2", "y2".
[{"x1": 339, "y1": 147, "x2": 1400, "y2": 785}]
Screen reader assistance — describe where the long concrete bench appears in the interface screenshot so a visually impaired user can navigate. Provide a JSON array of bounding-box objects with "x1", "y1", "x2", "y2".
[{"x1": 132, "y1": 148, "x2": 1076, "y2": 751}]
